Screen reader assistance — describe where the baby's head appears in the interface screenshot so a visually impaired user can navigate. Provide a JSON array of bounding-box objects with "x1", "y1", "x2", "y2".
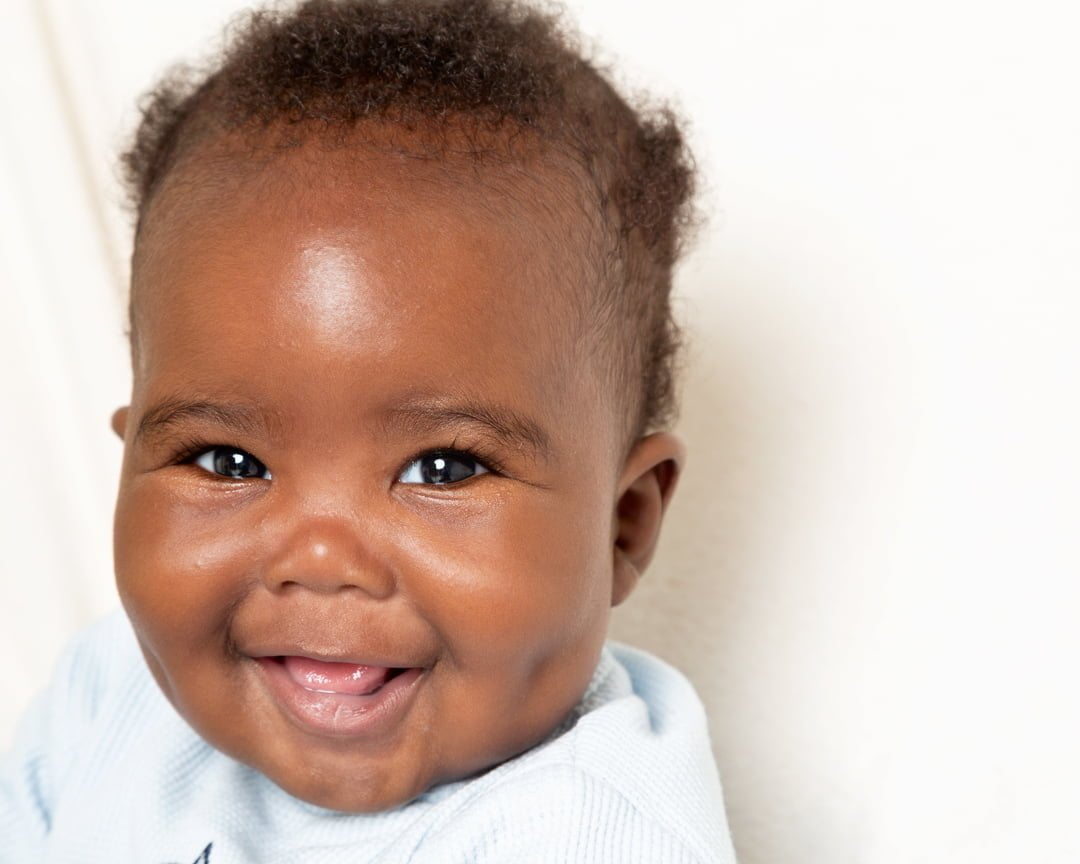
[{"x1": 111, "y1": 0, "x2": 695, "y2": 812}]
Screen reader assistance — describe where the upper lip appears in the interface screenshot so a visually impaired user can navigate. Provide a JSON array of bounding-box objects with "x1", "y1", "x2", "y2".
[{"x1": 245, "y1": 647, "x2": 428, "y2": 669}]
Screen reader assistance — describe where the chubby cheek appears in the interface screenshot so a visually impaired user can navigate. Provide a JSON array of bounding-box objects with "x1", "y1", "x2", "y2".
[
  {"x1": 403, "y1": 483, "x2": 616, "y2": 757},
  {"x1": 113, "y1": 476, "x2": 259, "y2": 693},
  {"x1": 421, "y1": 496, "x2": 610, "y2": 642}
]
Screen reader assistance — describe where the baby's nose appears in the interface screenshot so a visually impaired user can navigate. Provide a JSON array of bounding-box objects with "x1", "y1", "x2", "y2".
[{"x1": 259, "y1": 515, "x2": 396, "y2": 600}]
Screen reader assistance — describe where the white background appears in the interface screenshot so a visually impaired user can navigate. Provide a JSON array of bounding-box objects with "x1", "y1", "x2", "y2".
[{"x1": 2, "y1": 1, "x2": 1079, "y2": 861}]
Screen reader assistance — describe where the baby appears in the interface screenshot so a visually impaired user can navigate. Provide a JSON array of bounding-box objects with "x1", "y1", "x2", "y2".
[{"x1": 1, "y1": 0, "x2": 734, "y2": 861}]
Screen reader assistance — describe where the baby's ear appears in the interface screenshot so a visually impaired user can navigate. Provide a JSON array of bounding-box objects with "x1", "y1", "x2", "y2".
[
  {"x1": 611, "y1": 432, "x2": 685, "y2": 606},
  {"x1": 111, "y1": 407, "x2": 129, "y2": 441}
]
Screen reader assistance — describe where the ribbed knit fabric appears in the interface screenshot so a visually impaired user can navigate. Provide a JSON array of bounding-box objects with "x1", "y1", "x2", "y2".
[{"x1": 1, "y1": 612, "x2": 736, "y2": 863}]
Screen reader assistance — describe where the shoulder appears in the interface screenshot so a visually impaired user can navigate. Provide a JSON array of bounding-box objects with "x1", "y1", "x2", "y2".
[
  {"x1": 49, "y1": 610, "x2": 145, "y2": 703},
  {"x1": 33, "y1": 610, "x2": 150, "y2": 745},
  {"x1": 410, "y1": 763, "x2": 716, "y2": 863},
  {"x1": 570, "y1": 644, "x2": 735, "y2": 862},
  {"x1": 9, "y1": 610, "x2": 147, "y2": 756},
  {"x1": 0, "y1": 610, "x2": 157, "y2": 852},
  {"x1": 408, "y1": 644, "x2": 736, "y2": 864}
]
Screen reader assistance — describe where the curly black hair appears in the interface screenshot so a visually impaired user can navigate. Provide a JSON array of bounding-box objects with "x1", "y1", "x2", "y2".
[{"x1": 122, "y1": 0, "x2": 695, "y2": 437}]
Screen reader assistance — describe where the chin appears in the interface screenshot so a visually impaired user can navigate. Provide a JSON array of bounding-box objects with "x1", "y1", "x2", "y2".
[{"x1": 262, "y1": 757, "x2": 428, "y2": 813}]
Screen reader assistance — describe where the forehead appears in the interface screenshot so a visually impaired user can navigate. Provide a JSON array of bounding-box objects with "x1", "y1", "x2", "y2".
[
  {"x1": 130, "y1": 138, "x2": 611, "y2": 438},
  {"x1": 135, "y1": 136, "x2": 598, "y2": 330}
]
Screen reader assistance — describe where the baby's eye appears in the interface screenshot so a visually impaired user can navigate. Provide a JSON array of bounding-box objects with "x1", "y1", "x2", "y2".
[
  {"x1": 399, "y1": 450, "x2": 488, "y2": 485},
  {"x1": 193, "y1": 447, "x2": 272, "y2": 480}
]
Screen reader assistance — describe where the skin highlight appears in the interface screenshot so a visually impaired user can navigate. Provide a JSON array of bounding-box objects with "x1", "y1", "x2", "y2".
[{"x1": 111, "y1": 142, "x2": 682, "y2": 812}]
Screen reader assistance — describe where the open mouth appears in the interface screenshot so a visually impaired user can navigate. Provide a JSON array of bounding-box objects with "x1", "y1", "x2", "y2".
[
  {"x1": 271, "y1": 655, "x2": 412, "y2": 696},
  {"x1": 254, "y1": 654, "x2": 425, "y2": 737}
]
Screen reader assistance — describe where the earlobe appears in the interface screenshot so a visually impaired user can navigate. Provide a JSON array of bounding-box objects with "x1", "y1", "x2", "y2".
[
  {"x1": 610, "y1": 432, "x2": 685, "y2": 607},
  {"x1": 111, "y1": 406, "x2": 130, "y2": 441}
]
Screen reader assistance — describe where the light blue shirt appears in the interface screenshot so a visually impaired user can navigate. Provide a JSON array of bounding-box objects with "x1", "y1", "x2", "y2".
[{"x1": 1, "y1": 612, "x2": 735, "y2": 863}]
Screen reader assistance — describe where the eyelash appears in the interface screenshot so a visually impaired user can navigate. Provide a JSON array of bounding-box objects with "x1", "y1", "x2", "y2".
[
  {"x1": 396, "y1": 447, "x2": 500, "y2": 485},
  {"x1": 168, "y1": 437, "x2": 221, "y2": 467},
  {"x1": 165, "y1": 438, "x2": 505, "y2": 483}
]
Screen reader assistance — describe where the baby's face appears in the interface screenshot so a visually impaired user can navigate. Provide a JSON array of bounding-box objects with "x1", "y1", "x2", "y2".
[{"x1": 112, "y1": 145, "x2": 680, "y2": 811}]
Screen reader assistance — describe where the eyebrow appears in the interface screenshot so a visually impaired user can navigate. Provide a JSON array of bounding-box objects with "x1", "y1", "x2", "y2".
[
  {"x1": 133, "y1": 394, "x2": 554, "y2": 461},
  {"x1": 384, "y1": 396, "x2": 554, "y2": 463},
  {"x1": 135, "y1": 398, "x2": 274, "y2": 445}
]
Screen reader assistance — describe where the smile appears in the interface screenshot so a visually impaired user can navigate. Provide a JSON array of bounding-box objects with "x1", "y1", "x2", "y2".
[{"x1": 253, "y1": 655, "x2": 425, "y2": 738}]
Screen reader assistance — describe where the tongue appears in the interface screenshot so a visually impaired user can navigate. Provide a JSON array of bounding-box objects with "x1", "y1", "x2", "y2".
[{"x1": 282, "y1": 656, "x2": 391, "y2": 696}]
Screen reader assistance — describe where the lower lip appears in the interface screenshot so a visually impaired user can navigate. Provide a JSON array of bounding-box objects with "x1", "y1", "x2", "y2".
[{"x1": 253, "y1": 657, "x2": 425, "y2": 738}]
